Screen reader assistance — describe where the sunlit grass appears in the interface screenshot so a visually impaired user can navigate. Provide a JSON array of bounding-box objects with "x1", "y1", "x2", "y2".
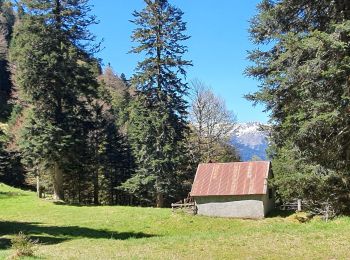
[{"x1": 1, "y1": 183, "x2": 350, "y2": 259}]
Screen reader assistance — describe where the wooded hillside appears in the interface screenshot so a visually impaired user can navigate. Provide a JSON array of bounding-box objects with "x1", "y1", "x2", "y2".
[{"x1": 0, "y1": 0, "x2": 239, "y2": 207}]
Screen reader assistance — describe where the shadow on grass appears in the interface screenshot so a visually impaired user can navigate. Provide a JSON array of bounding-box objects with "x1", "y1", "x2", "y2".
[
  {"x1": 266, "y1": 209, "x2": 295, "y2": 218},
  {"x1": 0, "y1": 221, "x2": 157, "y2": 249},
  {"x1": 0, "y1": 237, "x2": 11, "y2": 250},
  {"x1": 0, "y1": 191, "x2": 27, "y2": 198},
  {"x1": 53, "y1": 201, "x2": 102, "y2": 207},
  {"x1": 0, "y1": 235, "x2": 70, "y2": 250}
]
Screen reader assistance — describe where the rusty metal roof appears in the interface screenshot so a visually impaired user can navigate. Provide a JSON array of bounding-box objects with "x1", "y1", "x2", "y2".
[{"x1": 190, "y1": 161, "x2": 271, "y2": 196}]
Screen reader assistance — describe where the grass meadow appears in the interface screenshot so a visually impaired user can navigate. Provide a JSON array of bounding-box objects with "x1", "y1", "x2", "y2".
[{"x1": 1, "y1": 183, "x2": 350, "y2": 259}]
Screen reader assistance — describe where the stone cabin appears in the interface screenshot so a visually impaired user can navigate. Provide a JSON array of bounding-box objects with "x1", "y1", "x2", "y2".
[{"x1": 190, "y1": 161, "x2": 274, "y2": 219}]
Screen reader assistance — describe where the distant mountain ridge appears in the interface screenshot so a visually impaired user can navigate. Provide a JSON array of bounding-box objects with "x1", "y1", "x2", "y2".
[{"x1": 231, "y1": 122, "x2": 269, "y2": 161}]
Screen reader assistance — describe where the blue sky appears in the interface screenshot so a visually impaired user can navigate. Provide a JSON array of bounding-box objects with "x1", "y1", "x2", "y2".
[{"x1": 89, "y1": 0, "x2": 269, "y2": 123}]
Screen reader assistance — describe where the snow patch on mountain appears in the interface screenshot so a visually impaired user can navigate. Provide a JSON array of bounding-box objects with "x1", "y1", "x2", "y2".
[{"x1": 231, "y1": 122, "x2": 269, "y2": 161}]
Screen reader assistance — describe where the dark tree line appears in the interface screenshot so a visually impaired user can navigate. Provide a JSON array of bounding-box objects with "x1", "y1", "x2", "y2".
[
  {"x1": 0, "y1": 0, "x2": 14, "y2": 119},
  {"x1": 0, "y1": 0, "x2": 24, "y2": 188}
]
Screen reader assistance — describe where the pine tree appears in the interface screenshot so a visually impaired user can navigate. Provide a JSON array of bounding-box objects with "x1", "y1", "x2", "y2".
[
  {"x1": 9, "y1": 0, "x2": 99, "y2": 201},
  {"x1": 0, "y1": 0, "x2": 15, "y2": 120},
  {"x1": 246, "y1": 0, "x2": 350, "y2": 213},
  {"x1": 82, "y1": 66, "x2": 134, "y2": 205},
  {"x1": 125, "y1": 0, "x2": 192, "y2": 207},
  {"x1": 98, "y1": 66, "x2": 132, "y2": 131}
]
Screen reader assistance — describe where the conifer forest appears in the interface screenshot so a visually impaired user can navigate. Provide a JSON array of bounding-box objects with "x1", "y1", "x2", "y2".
[{"x1": 1, "y1": 0, "x2": 350, "y2": 217}]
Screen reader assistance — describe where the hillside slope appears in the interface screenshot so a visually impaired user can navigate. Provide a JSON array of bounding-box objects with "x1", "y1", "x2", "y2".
[{"x1": 1, "y1": 183, "x2": 350, "y2": 259}]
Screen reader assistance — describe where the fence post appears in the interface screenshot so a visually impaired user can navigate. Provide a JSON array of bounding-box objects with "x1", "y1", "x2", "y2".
[{"x1": 297, "y1": 199, "x2": 302, "y2": 211}]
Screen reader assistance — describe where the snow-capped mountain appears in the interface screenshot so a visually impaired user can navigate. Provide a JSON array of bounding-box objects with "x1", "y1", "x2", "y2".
[{"x1": 231, "y1": 122, "x2": 269, "y2": 161}]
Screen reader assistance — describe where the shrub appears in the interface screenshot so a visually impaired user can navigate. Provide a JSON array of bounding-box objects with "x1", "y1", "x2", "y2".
[
  {"x1": 286, "y1": 212, "x2": 312, "y2": 223},
  {"x1": 9, "y1": 232, "x2": 37, "y2": 259}
]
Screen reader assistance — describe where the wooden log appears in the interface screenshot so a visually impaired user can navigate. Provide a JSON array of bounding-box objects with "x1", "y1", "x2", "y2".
[{"x1": 171, "y1": 203, "x2": 195, "y2": 207}]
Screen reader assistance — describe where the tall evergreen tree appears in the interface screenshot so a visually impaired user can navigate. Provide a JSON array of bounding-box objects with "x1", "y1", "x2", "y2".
[
  {"x1": 124, "y1": 0, "x2": 192, "y2": 207},
  {"x1": 0, "y1": 0, "x2": 15, "y2": 120},
  {"x1": 9, "y1": 0, "x2": 99, "y2": 201},
  {"x1": 98, "y1": 66, "x2": 132, "y2": 131},
  {"x1": 247, "y1": 0, "x2": 350, "y2": 213},
  {"x1": 74, "y1": 66, "x2": 134, "y2": 205}
]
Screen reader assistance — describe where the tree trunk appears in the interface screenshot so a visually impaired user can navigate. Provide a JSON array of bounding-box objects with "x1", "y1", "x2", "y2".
[
  {"x1": 53, "y1": 163, "x2": 64, "y2": 201},
  {"x1": 36, "y1": 175, "x2": 42, "y2": 198},
  {"x1": 93, "y1": 170, "x2": 99, "y2": 205},
  {"x1": 156, "y1": 192, "x2": 164, "y2": 208}
]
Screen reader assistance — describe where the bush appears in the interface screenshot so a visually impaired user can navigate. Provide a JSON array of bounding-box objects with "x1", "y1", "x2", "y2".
[
  {"x1": 286, "y1": 212, "x2": 312, "y2": 223},
  {"x1": 9, "y1": 232, "x2": 37, "y2": 259}
]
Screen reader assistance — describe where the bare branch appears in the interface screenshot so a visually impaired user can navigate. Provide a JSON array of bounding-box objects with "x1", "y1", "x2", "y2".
[{"x1": 189, "y1": 79, "x2": 238, "y2": 162}]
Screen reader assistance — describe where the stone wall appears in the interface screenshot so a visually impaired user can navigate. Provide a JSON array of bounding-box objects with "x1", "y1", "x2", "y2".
[{"x1": 194, "y1": 195, "x2": 266, "y2": 219}]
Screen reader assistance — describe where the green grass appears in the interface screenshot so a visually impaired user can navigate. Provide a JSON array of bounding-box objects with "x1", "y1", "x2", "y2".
[{"x1": 1, "y1": 183, "x2": 350, "y2": 259}]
